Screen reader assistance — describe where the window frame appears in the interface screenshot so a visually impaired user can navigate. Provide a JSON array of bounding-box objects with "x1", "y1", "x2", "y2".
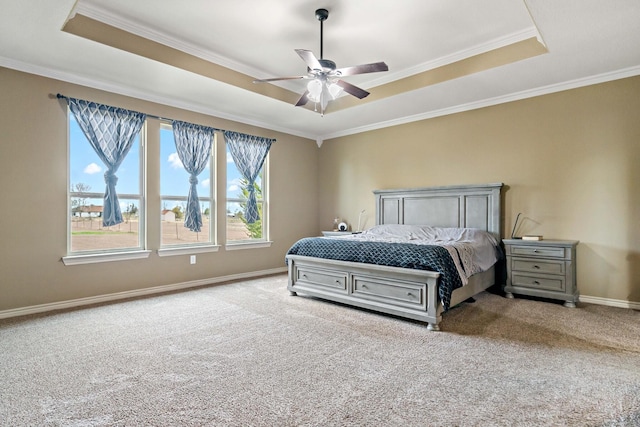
[
  {"x1": 225, "y1": 145, "x2": 271, "y2": 249},
  {"x1": 63, "y1": 113, "x2": 150, "y2": 265},
  {"x1": 157, "y1": 122, "x2": 219, "y2": 256}
]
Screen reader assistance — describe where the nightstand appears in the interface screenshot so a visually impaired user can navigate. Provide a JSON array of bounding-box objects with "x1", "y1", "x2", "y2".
[{"x1": 503, "y1": 239, "x2": 579, "y2": 307}]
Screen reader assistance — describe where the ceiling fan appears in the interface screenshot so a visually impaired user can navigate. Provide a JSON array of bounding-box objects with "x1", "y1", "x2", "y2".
[{"x1": 253, "y1": 8, "x2": 388, "y2": 115}]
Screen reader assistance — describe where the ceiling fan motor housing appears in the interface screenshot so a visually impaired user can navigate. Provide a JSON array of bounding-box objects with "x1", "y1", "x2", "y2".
[
  {"x1": 318, "y1": 59, "x2": 336, "y2": 71},
  {"x1": 315, "y1": 8, "x2": 329, "y2": 21}
]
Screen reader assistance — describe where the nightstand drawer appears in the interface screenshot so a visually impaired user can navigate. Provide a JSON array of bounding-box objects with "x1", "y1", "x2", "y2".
[
  {"x1": 510, "y1": 245, "x2": 566, "y2": 259},
  {"x1": 511, "y1": 273, "x2": 565, "y2": 292},
  {"x1": 512, "y1": 258, "x2": 566, "y2": 275},
  {"x1": 296, "y1": 268, "x2": 347, "y2": 291}
]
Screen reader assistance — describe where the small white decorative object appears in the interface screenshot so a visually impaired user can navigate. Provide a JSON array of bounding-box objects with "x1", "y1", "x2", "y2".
[
  {"x1": 357, "y1": 209, "x2": 365, "y2": 232},
  {"x1": 522, "y1": 235, "x2": 543, "y2": 241},
  {"x1": 338, "y1": 222, "x2": 348, "y2": 232}
]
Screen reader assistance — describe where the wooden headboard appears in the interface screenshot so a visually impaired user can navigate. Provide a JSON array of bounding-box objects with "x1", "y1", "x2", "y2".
[{"x1": 373, "y1": 183, "x2": 503, "y2": 239}]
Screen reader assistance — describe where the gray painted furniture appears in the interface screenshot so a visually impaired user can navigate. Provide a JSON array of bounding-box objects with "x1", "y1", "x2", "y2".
[
  {"x1": 503, "y1": 239, "x2": 579, "y2": 307},
  {"x1": 287, "y1": 183, "x2": 503, "y2": 331}
]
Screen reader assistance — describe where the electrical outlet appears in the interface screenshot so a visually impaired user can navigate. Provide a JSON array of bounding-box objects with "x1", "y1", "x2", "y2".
[{"x1": 190, "y1": 255, "x2": 196, "y2": 265}]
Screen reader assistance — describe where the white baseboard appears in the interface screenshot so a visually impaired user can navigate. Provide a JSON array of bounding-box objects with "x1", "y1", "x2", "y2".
[
  {"x1": 0, "y1": 267, "x2": 287, "y2": 320},
  {"x1": 579, "y1": 295, "x2": 640, "y2": 310},
  {"x1": 2, "y1": 272, "x2": 637, "y2": 320}
]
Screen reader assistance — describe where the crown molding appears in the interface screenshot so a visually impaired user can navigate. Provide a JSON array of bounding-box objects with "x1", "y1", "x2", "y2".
[
  {"x1": 2, "y1": 56, "x2": 639, "y2": 145},
  {"x1": 318, "y1": 65, "x2": 640, "y2": 141},
  {"x1": 0, "y1": 56, "x2": 316, "y2": 142}
]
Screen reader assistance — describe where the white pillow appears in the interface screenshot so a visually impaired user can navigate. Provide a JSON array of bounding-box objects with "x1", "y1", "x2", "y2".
[{"x1": 364, "y1": 224, "x2": 497, "y2": 245}]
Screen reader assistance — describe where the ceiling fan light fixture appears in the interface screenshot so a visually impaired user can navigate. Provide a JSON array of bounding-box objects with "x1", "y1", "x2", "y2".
[
  {"x1": 307, "y1": 79, "x2": 343, "y2": 114},
  {"x1": 253, "y1": 8, "x2": 388, "y2": 115},
  {"x1": 307, "y1": 80, "x2": 342, "y2": 102}
]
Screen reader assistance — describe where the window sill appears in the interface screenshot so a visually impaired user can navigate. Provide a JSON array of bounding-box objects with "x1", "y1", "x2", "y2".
[
  {"x1": 62, "y1": 250, "x2": 152, "y2": 266},
  {"x1": 157, "y1": 245, "x2": 221, "y2": 257},
  {"x1": 225, "y1": 241, "x2": 273, "y2": 251}
]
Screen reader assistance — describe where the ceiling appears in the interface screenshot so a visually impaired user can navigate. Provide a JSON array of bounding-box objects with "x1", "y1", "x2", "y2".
[{"x1": 1, "y1": 0, "x2": 639, "y2": 145}]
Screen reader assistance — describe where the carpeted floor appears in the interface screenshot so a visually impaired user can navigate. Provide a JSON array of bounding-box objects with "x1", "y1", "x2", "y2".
[{"x1": 1, "y1": 274, "x2": 639, "y2": 426}]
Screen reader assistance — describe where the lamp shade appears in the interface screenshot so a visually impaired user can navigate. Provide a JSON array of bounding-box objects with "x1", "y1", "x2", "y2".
[
  {"x1": 328, "y1": 82, "x2": 342, "y2": 99},
  {"x1": 307, "y1": 79, "x2": 322, "y2": 102}
]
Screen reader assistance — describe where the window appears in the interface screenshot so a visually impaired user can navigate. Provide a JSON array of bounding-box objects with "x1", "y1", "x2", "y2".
[
  {"x1": 68, "y1": 114, "x2": 145, "y2": 254},
  {"x1": 64, "y1": 96, "x2": 269, "y2": 262},
  {"x1": 226, "y1": 145, "x2": 267, "y2": 243},
  {"x1": 160, "y1": 123, "x2": 215, "y2": 247}
]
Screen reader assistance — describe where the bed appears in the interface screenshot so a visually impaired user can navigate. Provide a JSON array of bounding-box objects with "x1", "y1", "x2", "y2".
[{"x1": 286, "y1": 183, "x2": 503, "y2": 331}]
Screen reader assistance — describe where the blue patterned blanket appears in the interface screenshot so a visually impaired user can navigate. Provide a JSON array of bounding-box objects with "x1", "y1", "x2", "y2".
[{"x1": 286, "y1": 237, "x2": 463, "y2": 310}]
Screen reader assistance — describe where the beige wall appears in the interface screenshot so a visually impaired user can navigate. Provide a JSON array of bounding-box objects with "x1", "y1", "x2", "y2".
[
  {"x1": 0, "y1": 68, "x2": 319, "y2": 312},
  {"x1": 2, "y1": 67, "x2": 639, "y2": 312},
  {"x1": 319, "y1": 76, "x2": 640, "y2": 304}
]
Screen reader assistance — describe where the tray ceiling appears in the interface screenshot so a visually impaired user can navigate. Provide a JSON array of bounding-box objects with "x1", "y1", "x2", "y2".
[{"x1": 1, "y1": 0, "x2": 639, "y2": 144}]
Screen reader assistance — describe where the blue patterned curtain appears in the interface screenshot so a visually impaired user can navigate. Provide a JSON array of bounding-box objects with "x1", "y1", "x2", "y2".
[
  {"x1": 67, "y1": 98, "x2": 146, "y2": 227},
  {"x1": 224, "y1": 131, "x2": 274, "y2": 224},
  {"x1": 172, "y1": 121, "x2": 216, "y2": 232}
]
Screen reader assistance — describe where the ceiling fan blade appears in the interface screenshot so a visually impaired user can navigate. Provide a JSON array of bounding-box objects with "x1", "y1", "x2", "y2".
[
  {"x1": 334, "y1": 62, "x2": 389, "y2": 77},
  {"x1": 336, "y1": 80, "x2": 370, "y2": 99},
  {"x1": 295, "y1": 49, "x2": 323, "y2": 71},
  {"x1": 295, "y1": 90, "x2": 310, "y2": 107},
  {"x1": 253, "y1": 76, "x2": 306, "y2": 83}
]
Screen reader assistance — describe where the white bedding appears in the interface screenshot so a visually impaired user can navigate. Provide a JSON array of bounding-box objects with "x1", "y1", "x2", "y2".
[{"x1": 324, "y1": 224, "x2": 500, "y2": 285}]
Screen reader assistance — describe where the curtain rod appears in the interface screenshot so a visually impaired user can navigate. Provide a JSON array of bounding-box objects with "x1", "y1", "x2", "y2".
[{"x1": 55, "y1": 93, "x2": 276, "y2": 142}]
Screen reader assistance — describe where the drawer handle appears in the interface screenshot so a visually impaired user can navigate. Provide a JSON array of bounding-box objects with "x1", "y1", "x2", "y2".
[
  {"x1": 302, "y1": 274, "x2": 308, "y2": 278},
  {"x1": 533, "y1": 280, "x2": 540, "y2": 285},
  {"x1": 533, "y1": 249, "x2": 539, "y2": 253},
  {"x1": 335, "y1": 280, "x2": 341, "y2": 284},
  {"x1": 533, "y1": 265, "x2": 540, "y2": 269},
  {"x1": 407, "y1": 292, "x2": 414, "y2": 297},
  {"x1": 362, "y1": 284, "x2": 367, "y2": 289}
]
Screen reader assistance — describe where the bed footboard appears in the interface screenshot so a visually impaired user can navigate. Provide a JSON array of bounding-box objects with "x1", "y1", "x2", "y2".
[{"x1": 287, "y1": 254, "x2": 444, "y2": 330}]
